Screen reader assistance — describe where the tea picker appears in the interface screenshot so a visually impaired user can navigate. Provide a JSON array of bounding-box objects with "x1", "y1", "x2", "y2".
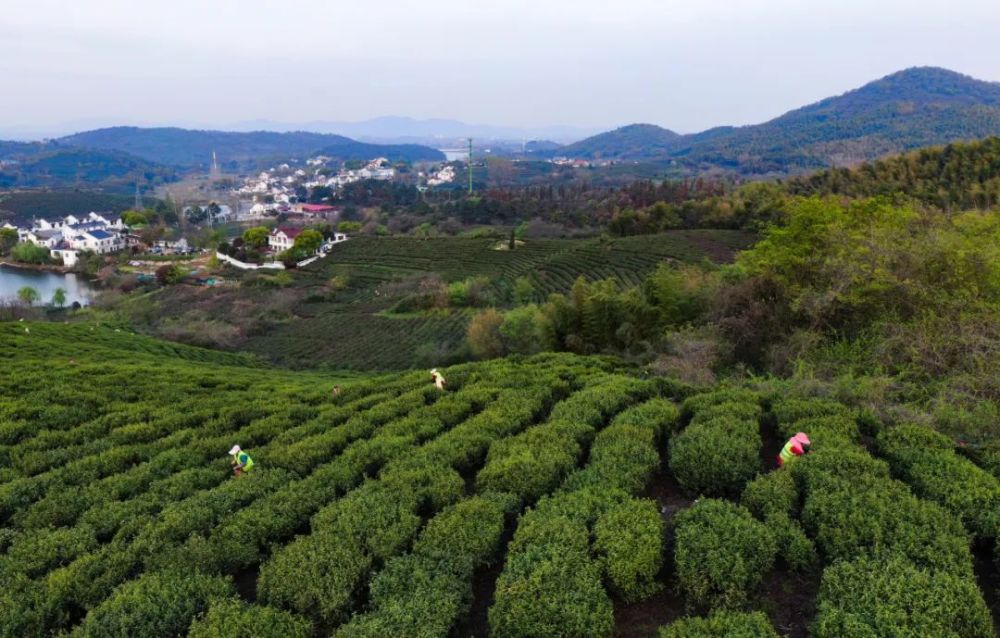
[
  {"x1": 777, "y1": 432, "x2": 811, "y2": 467},
  {"x1": 430, "y1": 368, "x2": 447, "y2": 390},
  {"x1": 229, "y1": 444, "x2": 255, "y2": 476}
]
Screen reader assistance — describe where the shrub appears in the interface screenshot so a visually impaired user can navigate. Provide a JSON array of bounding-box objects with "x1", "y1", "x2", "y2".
[
  {"x1": 669, "y1": 416, "x2": 760, "y2": 496},
  {"x1": 337, "y1": 493, "x2": 516, "y2": 638},
  {"x1": 812, "y1": 555, "x2": 993, "y2": 638},
  {"x1": 680, "y1": 388, "x2": 759, "y2": 420},
  {"x1": 592, "y1": 497, "x2": 664, "y2": 602},
  {"x1": 767, "y1": 513, "x2": 817, "y2": 571},
  {"x1": 770, "y1": 398, "x2": 851, "y2": 427},
  {"x1": 776, "y1": 414, "x2": 859, "y2": 447},
  {"x1": 337, "y1": 554, "x2": 467, "y2": 638},
  {"x1": 878, "y1": 424, "x2": 1000, "y2": 538},
  {"x1": 489, "y1": 512, "x2": 613, "y2": 638},
  {"x1": 658, "y1": 611, "x2": 779, "y2": 637},
  {"x1": 801, "y1": 479, "x2": 973, "y2": 577},
  {"x1": 188, "y1": 599, "x2": 313, "y2": 638},
  {"x1": 76, "y1": 570, "x2": 231, "y2": 637},
  {"x1": 741, "y1": 470, "x2": 798, "y2": 520},
  {"x1": 673, "y1": 499, "x2": 777, "y2": 609}
]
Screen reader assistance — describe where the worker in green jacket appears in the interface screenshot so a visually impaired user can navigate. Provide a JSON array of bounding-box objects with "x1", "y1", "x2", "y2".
[
  {"x1": 777, "y1": 432, "x2": 811, "y2": 467},
  {"x1": 229, "y1": 444, "x2": 254, "y2": 476}
]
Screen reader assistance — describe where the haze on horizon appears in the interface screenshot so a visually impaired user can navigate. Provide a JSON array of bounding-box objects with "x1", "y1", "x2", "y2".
[{"x1": 3, "y1": 0, "x2": 1000, "y2": 139}]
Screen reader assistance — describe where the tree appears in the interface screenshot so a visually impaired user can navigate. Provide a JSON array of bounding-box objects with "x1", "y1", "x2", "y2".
[
  {"x1": 243, "y1": 226, "x2": 271, "y2": 249},
  {"x1": 17, "y1": 286, "x2": 39, "y2": 307},
  {"x1": 155, "y1": 264, "x2": 185, "y2": 286},
  {"x1": 500, "y1": 305, "x2": 554, "y2": 355},
  {"x1": 51, "y1": 288, "x2": 67, "y2": 308},
  {"x1": 338, "y1": 221, "x2": 362, "y2": 234},
  {"x1": 467, "y1": 308, "x2": 505, "y2": 359},
  {"x1": 186, "y1": 205, "x2": 207, "y2": 224},
  {"x1": 11, "y1": 242, "x2": 50, "y2": 264},
  {"x1": 122, "y1": 210, "x2": 148, "y2": 227},
  {"x1": 509, "y1": 227, "x2": 516, "y2": 250},
  {"x1": 513, "y1": 276, "x2": 535, "y2": 304},
  {"x1": 0, "y1": 228, "x2": 17, "y2": 256},
  {"x1": 293, "y1": 229, "x2": 323, "y2": 254}
]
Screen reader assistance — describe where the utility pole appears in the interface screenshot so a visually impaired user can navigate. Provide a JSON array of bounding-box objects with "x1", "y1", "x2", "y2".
[
  {"x1": 134, "y1": 176, "x2": 142, "y2": 210},
  {"x1": 467, "y1": 138, "x2": 473, "y2": 195}
]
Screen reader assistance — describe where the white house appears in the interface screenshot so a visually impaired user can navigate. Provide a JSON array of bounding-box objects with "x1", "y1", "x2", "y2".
[
  {"x1": 50, "y1": 242, "x2": 79, "y2": 267},
  {"x1": 69, "y1": 229, "x2": 122, "y2": 254},
  {"x1": 26, "y1": 229, "x2": 63, "y2": 248},
  {"x1": 268, "y1": 227, "x2": 303, "y2": 252}
]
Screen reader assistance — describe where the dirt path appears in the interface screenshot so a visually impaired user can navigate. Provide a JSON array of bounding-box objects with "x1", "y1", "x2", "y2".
[
  {"x1": 973, "y1": 539, "x2": 1000, "y2": 635},
  {"x1": 759, "y1": 569, "x2": 821, "y2": 638},
  {"x1": 759, "y1": 416, "x2": 783, "y2": 474},
  {"x1": 454, "y1": 523, "x2": 516, "y2": 638},
  {"x1": 614, "y1": 444, "x2": 695, "y2": 637}
]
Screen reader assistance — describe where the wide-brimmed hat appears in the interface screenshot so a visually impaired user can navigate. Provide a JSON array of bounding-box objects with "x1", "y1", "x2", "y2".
[
  {"x1": 793, "y1": 432, "x2": 811, "y2": 446},
  {"x1": 229, "y1": 444, "x2": 241, "y2": 455}
]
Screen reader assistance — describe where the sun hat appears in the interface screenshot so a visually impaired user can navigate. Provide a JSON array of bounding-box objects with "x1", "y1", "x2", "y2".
[
  {"x1": 229, "y1": 445, "x2": 241, "y2": 455},
  {"x1": 793, "y1": 432, "x2": 811, "y2": 446}
]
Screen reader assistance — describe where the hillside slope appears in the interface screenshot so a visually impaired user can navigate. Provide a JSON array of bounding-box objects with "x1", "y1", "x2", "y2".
[
  {"x1": 58, "y1": 127, "x2": 445, "y2": 168},
  {"x1": 555, "y1": 123, "x2": 681, "y2": 160},
  {"x1": 562, "y1": 67, "x2": 1000, "y2": 175},
  {"x1": 1, "y1": 324, "x2": 996, "y2": 637},
  {"x1": 786, "y1": 135, "x2": 1000, "y2": 209},
  {"x1": 0, "y1": 144, "x2": 177, "y2": 193}
]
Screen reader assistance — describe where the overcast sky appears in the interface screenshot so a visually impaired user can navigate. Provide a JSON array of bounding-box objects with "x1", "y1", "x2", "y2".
[{"x1": 3, "y1": 0, "x2": 1000, "y2": 137}]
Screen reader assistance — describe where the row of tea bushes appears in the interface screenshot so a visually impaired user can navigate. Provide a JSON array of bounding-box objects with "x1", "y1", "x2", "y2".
[
  {"x1": 258, "y1": 375, "x2": 575, "y2": 628},
  {"x1": 877, "y1": 423, "x2": 1000, "y2": 540},
  {"x1": 334, "y1": 493, "x2": 519, "y2": 637},
  {"x1": 489, "y1": 398, "x2": 678, "y2": 638},
  {"x1": 670, "y1": 389, "x2": 763, "y2": 496},
  {"x1": 770, "y1": 397, "x2": 995, "y2": 637}
]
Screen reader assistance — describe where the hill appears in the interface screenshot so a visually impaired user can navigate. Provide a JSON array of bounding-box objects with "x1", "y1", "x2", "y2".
[
  {"x1": 58, "y1": 127, "x2": 445, "y2": 169},
  {"x1": 554, "y1": 123, "x2": 681, "y2": 160},
  {"x1": 0, "y1": 143, "x2": 177, "y2": 193},
  {"x1": 785, "y1": 135, "x2": 1000, "y2": 209},
  {"x1": 562, "y1": 68, "x2": 1000, "y2": 175},
  {"x1": 1, "y1": 323, "x2": 997, "y2": 637}
]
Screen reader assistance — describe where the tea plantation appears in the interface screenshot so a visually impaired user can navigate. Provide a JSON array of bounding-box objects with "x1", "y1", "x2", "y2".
[
  {"x1": 1, "y1": 323, "x2": 998, "y2": 637},
  {"x1": 240, "y1": 230, "x2": 753, "y2": 369}
]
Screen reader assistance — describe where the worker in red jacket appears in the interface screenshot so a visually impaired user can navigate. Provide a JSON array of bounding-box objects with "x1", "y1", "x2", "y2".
[{"x1": 778, "y1": 432, "x2": 811, "y2": 467}]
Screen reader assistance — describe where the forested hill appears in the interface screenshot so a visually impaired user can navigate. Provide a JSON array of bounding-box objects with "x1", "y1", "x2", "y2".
[
  {"x1": 554, "y1": 123, "x2": 681, "y2": 160},
  {"x1": 58, "y1": 127, "x2": 445, "y2": 168},
  {"x1": 559, "y1": 67, "x2": 1000, "y2": 175},
  {"x1": 0, "y1": 145, "x2": 177, "y2": 193},
  {"x1": 786, "y1": 136, "x2": 1000, "y2": 210}
]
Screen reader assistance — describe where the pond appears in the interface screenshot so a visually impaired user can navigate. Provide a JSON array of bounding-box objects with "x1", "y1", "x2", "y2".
[{"x1": 0, "y1": 264, "x2": 95, "y2": 306}]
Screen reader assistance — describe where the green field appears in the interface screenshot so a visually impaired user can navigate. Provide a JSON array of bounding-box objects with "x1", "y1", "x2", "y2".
[
  {"x1": 234, "y1": 231, "x2": 753, "y2": 369},
  {"x1": 1, "y1": 323, "x2": 997, "y2": 637}
]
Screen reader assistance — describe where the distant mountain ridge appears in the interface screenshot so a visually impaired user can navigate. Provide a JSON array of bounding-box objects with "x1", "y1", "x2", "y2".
[
  {"x1": 58, "y1": 127, "x2": 445, "y2": 168},
  {"x1": 555, "y1": 67, "x2": 1000, "y2": 175},
  {"x1": 225, "y1": 116, "x2": 601, "y2": 144}
]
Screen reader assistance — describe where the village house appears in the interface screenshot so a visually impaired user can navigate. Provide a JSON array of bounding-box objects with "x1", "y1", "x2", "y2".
[
  {"x1": 268, "y1": 227, "x2": 303, "y2": 252},
  {"x1": 16, "y1": 212, "x2": 129, "y2": 265}
]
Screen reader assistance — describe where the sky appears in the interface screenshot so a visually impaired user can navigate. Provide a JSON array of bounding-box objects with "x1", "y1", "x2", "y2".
[{"x1": 3, "y1": 0, "x2": 1000, "y2": 138}]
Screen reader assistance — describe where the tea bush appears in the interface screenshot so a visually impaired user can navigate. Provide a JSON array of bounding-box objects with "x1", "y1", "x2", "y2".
[
  {"x1": 878, "y1": 424, "x2": 1000, "y2": 538},
  {"x1": 741, "y1": 469, "x2": 798, "y2": 520},
  {"x1": 75, "y1": 570, "x2": 231, "y2": 637},
  {"x1": 658, "y1": 610, "x2": 779, "y2": 637},
  {"x1": 812, "y1": 555, "x2": 994, "y2": 638},
  {"x1": 592, "y1": 497, "x2": 664, "y2": 602},
  {"x1": 671, "y1": 391, "x2": 763, "y2": 497},
  {"x1": 188, "y1": 599, "x2": 312, "y2": 638},
  {"x1": 673, "y1": 499, "x2": 777, "y2": 609}
]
